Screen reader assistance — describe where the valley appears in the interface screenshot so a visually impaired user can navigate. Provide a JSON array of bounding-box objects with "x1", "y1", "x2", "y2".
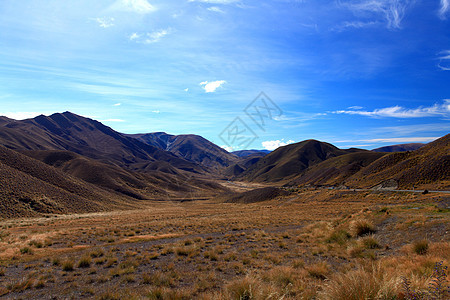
[{"x1": 0, "y1": 112, "x2": 448, "y2": 299}]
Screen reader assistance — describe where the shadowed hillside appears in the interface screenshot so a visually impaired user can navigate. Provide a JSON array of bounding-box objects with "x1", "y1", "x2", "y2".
[
  {"x1": 345, "y1": 134, "x2": 450, "y2": 190},
  {"x1": 128, "y1": 133, "x2": 238, "y2": 171},
  {"x1": 0, "y1": 112, "x2": 203, "y2": 174},
  {"x1": 239, "y1": 140, "x2": 355, "y2": 182},
  {"x1": 232, "y1": 150, "x2": 270, "y2": 157},
  {"x1": 0, "y1": 145, "x2": 136, "y2": 218},
  {"x1": 290, "y1": 151, "x2": 387, "y2": 187},
  {"x1": 372, "y1": 143, "x2": 425, "y2": 152}
]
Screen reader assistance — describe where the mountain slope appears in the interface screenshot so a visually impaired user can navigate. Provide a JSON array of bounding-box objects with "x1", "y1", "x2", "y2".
[
  {"x1": 0, "y1": 145, "x2": 135, "y2": 218},
  {"x1": 372, "y1": 143, "x2": 425, "y2": 152},
  {"x1": 0, "y1": 112, "x2": 203, "y2": 174},
  {"x1": 239, "y1": 140, "x2": 353, "y2": 182},
  {"x1": 345, "y1": 134, "x2": 450, "y2": 189},
  {"x1": 289, "y1": 151, "x2": 386, "y2": 187},
  {"x1": 128, "y1": 133, "x2": 238, "y2": 171},
  {"x1": 232, "y1": 150, "x2": 270, "y2": 157}
]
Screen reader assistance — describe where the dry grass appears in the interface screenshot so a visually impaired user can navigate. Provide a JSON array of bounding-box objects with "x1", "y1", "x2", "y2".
[{"x1": 0, "y1": 189, "x2": 447, "y2": 298}]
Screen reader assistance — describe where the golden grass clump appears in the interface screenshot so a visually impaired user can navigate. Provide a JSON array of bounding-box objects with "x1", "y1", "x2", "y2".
[
  {"x1": 351, "y1": 219, "x2": 377, "y2": 237},
  {"x1": 319, "y1": 265, "x2": 400, "y2": 300}
]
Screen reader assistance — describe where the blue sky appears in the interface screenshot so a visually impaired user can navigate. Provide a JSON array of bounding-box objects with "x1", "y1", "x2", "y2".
[{"x1": 0, "y1": 0, "x2": 449, "y2": 151}]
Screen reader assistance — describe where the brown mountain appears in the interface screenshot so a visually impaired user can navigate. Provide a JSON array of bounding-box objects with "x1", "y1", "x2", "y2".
[
  {"x1": 239, "y1": 140, "x2": 356, "y2": 183},
  {"x1": 289, "y1": 151, "x2": 386, "y2": 187},
  {"x1": 0, "y1": 112, "x2": 203, "y2": 174},
  {"x1": 232, "y1": 150, "x2": 270, "y2": 157},
  {"x1": 0, "y1": 145, "x2": 135, "y2": 218},
  {"x1": 344, "y1": 134, "x2": 450, "y2": 190},
  {"x1": 372, "y1": 143, "x2": 425, "y2": 152},
  {"x1": 128, "y1": 133, "x2": 238, "y2": 172}
]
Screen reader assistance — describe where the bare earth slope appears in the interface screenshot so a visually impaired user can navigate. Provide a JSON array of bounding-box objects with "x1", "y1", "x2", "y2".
[
  {"x1": 0, "y1": 112, "x2": 202, "y2": 174},
  {"x1": 290, "y1": 151, "x2": 387, "y2": 187},
  {"x1": 128, "y1": 133, "x2": 238, "y2": 172},
  {"x1": 345, "y1": 134, "x2": 450, "y2": 190},
  {"x1": 0, "y1": 146, "x2": 135, "y2": 218},
  {"x1": 239, "y1": 139, "x2": 354, "y2": 183}
]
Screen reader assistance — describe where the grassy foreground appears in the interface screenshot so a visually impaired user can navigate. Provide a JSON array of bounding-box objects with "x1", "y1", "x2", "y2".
[{"x1": 0, "y1": 189, "x2": 448, "y2": 299}]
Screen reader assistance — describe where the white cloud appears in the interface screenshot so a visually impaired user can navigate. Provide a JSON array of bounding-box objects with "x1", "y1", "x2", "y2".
[
  {"x1": 208, "y1": 6, "x2": 225, "y2": 13},
  {"x1": 341, "y1": 0, "x2": 412, "y2": 29},
  {"x1": 100, "y1": 119, "x2": 125, "y2": 122},
  {"x1": 145, "y1": 29, "x2": 170, "y2": 43},
  {"x1": 348, "y1": 105, "x2": 363, "y2": 110},
  {"x1": 152, "y1": 110, "x2": 160, "y2": 113},
  {"x1": 333, "y1": 21, "x2": 378, "y2": 31},
  {"x1": 188, "y1": 0, "x2": 239, "y2": 3},
  {"x1": 111, "y1": 0, "x2": 156, "y2": 14},
  {"x1": 0, "y1": 112, "x2": 48, "y2": 120},
  {"x1": 93, "y1": 17, "x2": 115, "y2": 28},
  {"x1": 129, "y1": 33, "x2": 140, "y2": 41},
  {"x1": 113, "y1": 103, "x2": 121, "y2": 106},
  {"x1": 184, "y1": 88, "x2": 189, "y2": 92},
  {"x1": 129, "y1": 29, "x2": 171, "y2": 44},
  {"x1": 438, "y1": 50, "x2": 450, "y2": 71},
  {"x1": 440, "y1": 0, "x2": 449, "y2": 19},
  {"x1": 333, "y1": 100, "x2": 450, "y2": 118},
  {"x1": 221, "y1": 145, "x2": 234, "y2": 152},
  {"x1": 373, "y1": 123, "x2": 450, "y2": 135},
  {"x1": 199, "y1": 80, "x2": 227, "y2": 93},
  {"x1": 262, "y1": 139, "x2": 295, "y2": 151}
]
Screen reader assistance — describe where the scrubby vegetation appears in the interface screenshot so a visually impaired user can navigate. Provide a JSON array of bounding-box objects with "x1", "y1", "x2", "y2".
[{"x1": 0, "y1": 189, "x2": 448, "y2": 298}]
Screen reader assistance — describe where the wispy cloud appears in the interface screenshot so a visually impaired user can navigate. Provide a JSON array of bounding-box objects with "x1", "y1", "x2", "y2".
[
  {"x1": 207, "y1": 6, "x2": 225, "y2": 13},
  {"x1": 129, "y1": 29, "x2": 171, "y2": 44},
  {"x1": 92, "y1": 17, "x2": 115, "y2": 28},
  {"x1": 110, "y1": 0, "x2": 156, "y2": 14},
  {"x1": 199, "y1": 80, "x2": 226, "y2": 92},
  {"x1": 341, "y1": 0, "x2": 412, "y2": 29},
  {"x1": 372, "y1": 123, "x2": 450, "y2": 135},
  {"x1": 333, "y1": 21, "x2": 378, "y2": 32},
  {"x1": 113, "y1": 103, "x2": 121, "y2": 106},
  {"x1": 262, "y1": 139, "x2": 295, "y2": 151},
  {"x1": 438, "y1": 50, "x2": 450, "y2": 71},
  {"x1": 188, "y1": 0, "x2": 239, "y2": 4},
  {"x1": 333, "y1": 100, "x2": 450, "y2": 118},
  {"x1": 440, "y1": 0, "x2": 449, "y2": 19}
]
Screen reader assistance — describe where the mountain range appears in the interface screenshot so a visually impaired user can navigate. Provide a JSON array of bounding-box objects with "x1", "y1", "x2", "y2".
[{"x1": 0, "y1": 112, "x2": 448, "y2": 218}]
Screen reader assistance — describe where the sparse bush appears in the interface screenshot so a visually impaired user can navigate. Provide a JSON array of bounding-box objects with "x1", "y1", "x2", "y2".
[
  {"x1": 306, "y1": 262, "x2": 330, "y2": 280},
  {"x1": 78, "y1": 256, "x2": 91, "y2": 268},
  {"x1": 351, "y1": 219, "x2": 376, "y2": 237},
  {"x1": 401, "y1": 261, "x2": 449, "y2": 300},
  {"x1": 52, "y1": 258, "x2": 61, "y2": 266},
  {"x1": 62, "y1": 260, "x2": 74, "y2": 271},
  {"x1": 28, "y1": 240, "x2": 43, "y2": 248},
  {"x1": 361, "y1": 236, "x2": 381, "y2": 249},
  {"x1": 225, "y1": 276, "x2": 259, "y2": 300},
  {"x1": 326, "y1": 229, "x2": 351, "y2": 245},
  {"x1": 20, "y1": 247, "x2": 33, "y2": 255},
  {"x1": 90, "y1": 248, "x2": 104, "y2": 258},
  {"x1": 319, "y1": 265, "x2": 399, "y2": 300},
  {"x1": 413, "y1": 240, "x2": 429, "y2": 255}
]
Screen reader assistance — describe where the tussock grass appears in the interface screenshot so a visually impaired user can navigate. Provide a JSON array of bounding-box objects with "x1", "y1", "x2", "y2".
[
  {"x1": 351, "y1": 219, "x2": 376, "y2": 237},
  {"x1": 319, "y1": 265, "x2": 399, "y2": 300},
  {"x1": 413, "y1": 240, "x2": 429, "y2": 255}
]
